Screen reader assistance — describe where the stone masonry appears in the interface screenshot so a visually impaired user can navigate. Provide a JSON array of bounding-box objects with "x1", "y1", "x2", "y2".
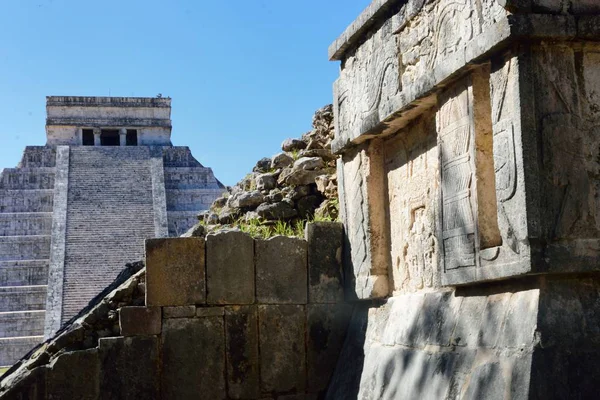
[
  {"x1": 0, "y1": 97, "x2": 225, "y2": 368},
  {"x1": 0, "y1": 222, "x2": 350, "y2": 400},
  {"x1": 328, "y1": 0, "x2": 600, "y2": 398}
]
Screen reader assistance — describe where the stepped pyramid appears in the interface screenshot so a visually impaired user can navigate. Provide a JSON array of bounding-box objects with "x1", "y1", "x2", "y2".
[{"x1": 0, "y1": 96, "x2": 225, "y2": 368}]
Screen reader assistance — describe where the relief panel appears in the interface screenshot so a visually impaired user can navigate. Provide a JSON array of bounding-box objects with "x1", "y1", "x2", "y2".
[
  {"x1": 334, "y1": 17, "x2": 401, "y2": 146},
  {"x1": 385, "y1": 115, "x2": 439, "y2": 294},
  {"x1": 340, "y1": 144, "x2": 390, "y2": 300}
]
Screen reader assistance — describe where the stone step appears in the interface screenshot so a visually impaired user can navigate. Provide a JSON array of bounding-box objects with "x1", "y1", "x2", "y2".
[
  {"x1": 0, "y1": 310, "x2": 45, "y2": 338},
  {"x1": 0, "y1": 261, "x2": 49, "y2": 286},
  {"x1": 0, "y1": 336, "x2": 43, "y2": 367},
  {"x1": 0, "y1": 213, "x2": 53, "y2": 236},
  {"x1": 0, "y1": 236, "x2": 51, "y2": 261},
  {"x1": 0, "y1": 168, "x2": 55, "y2": 190},
  {"x1": 166, "y1": 189, "x2": 222, "y2": 211},
  {"x1": 164, "y1": 167, "x2": 224, "y2": 189},
  {"x1": 18, "y1": 146, "x2": 57, "y2": 168},
  {"x1": 0, "y1": 189, "x2": 54, "y2": 213},
  {"x1": 0, "y1": 286, "x2": 47, "y2": 312},
  {"x1": 167, "y1": 211, "x2": 200, "y2": 237}
]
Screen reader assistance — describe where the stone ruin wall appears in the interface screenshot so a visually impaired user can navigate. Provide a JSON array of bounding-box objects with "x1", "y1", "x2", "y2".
[
  {"x1": 0, "y1": 144, "x2": 225, "y2": 369},
  {"x1": 0, "y1": 223, "x2": 351, "y2": 400},
  {"x1": 329, "y1": 0, "x2": 600, "y2": 398}
]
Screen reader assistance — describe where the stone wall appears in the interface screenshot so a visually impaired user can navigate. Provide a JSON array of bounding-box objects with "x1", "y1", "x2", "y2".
[
  {"x1": 0, "y1": 147, "x2": 56, "y2": 368},
  {"x1": 0, "y1": 222, "x2": 350, "y2": 399},
  {"x1": 328, "y1": 0, "x2": 600, "y2": 398}
]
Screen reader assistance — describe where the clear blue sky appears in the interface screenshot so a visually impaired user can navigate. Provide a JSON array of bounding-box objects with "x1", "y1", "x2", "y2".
[{"x1": 0, "y1": 0, "x2": 369, "y2": 186}]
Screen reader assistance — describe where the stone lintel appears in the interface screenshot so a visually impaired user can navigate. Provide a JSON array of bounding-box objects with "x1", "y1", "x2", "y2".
[{"x1": 331, "y1": 13, "x2": 600, "y2": 154}]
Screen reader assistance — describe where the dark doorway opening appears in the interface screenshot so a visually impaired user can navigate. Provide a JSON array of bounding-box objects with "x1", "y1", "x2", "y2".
[
  {"x1": 82, "y1": 129, "x2": 94, "y2": 146},
  {"x1": 126, "y1": 129, "x2": 138, "y2": 146},
  {"x1": 100, "y1": 130, "x2": 120, "y2": 146}
]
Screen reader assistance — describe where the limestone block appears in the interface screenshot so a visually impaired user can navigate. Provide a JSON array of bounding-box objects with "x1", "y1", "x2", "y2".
[
  {"x1": 47, "y1": 349, "x2": 99, "y2": 400},
  {"x1": 0, "y1": 189, "x2": 54, "y2": 213},
  {"x1": 225, "y1": 306, "x2": 260, "y2": 399},
  {"x1": 163, "y1": 305, "x2": 195, "y2": 318},
  {"x1": 0, "y1": 310, "x2": 45, "y2": 338},
  {"x1": 306, "y1": 222, "x2": 344, "y2": 304},
  {"x1": 145, "y1": 237, "x2": 205, "y2": 306},
  {"x1": 196, "y1": 306, "x2": 225, "y2": 317},
  {"x1": 99, "y1": 336, "x2": 160, "y2": 400},
  {"x1": 0, "y1": 261, "x2": 48, "y2": 286},
  {"x1": 119, "y1": 306, "x2": 161, "y2": 336},
  {"x1": 0, "y1": 336, "x2": 43, "y2": 367},
  {"x1": 0, "y1": 286, "x2": 47, "y2": 312},
  {"x1": 206, "y1": 230, "x2": 254, "y2": 304},
  {"x1": 161, "y1": 317, "x2": 226, "y2": 400},
  {"x1": 307, "y1": 304, "x2": 353, "y2": 393},
  {"x1": 451, "y1": 295, "x2": 487, "y2": 348},
  {"x1": 256, "y1": 236, "x2": 307, "y2": 304},
  {"x1": 259, "y1": 305, "x2": 306, "y2": 394}
]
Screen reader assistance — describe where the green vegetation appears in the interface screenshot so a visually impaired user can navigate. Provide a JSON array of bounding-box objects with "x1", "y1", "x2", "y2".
[{"x1": 0, "y1": 366, "x2": 9, "y2": 376}]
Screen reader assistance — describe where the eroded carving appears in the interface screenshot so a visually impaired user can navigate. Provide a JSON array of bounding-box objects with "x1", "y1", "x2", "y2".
[
  {"x1": 335, "y1": 19, "x2": 400, "y2": 143},
  {"x1": 438, "y1": 84, "x2": 477, "y2": 270}
]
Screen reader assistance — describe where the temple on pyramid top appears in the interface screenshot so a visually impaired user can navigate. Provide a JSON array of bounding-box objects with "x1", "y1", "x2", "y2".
[
  {"x1": 0, "y1": 96, "x2": 226, "y2": 369},
  {"x1": 45, "y1": 96, "x2": 173, "y2": 146}
]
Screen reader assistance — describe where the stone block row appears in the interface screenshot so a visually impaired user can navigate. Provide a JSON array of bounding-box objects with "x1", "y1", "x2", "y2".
[
  {"x1": 0, "y1": 213, "x2": 52, "y2": 236},
  {"x1": 146, "y1": 223, "x2": 344, "y2": 307},
  {"x1": 0, "y1": 336, "x2": 43, "y2": 367},
  {"x1": 0, "y1": 310, "x2": 45, "y2": 338},
  {"x1": 0, "y1": 189, "x2": 54, "y2": 213},
  {"x1": 0, "y1": 168, "x2": 55, "y2": 190},
  {"x1": 371, "y1": 290, "x2": 539, "y2": 351},
  {"x1": 0, "y1": 261, "x2": 48, "y2": 286},
  {"x1": 0, "y1": 236, "x2": 51, "y2": 261},
  {"x1": 118, "y1": 302, "x2": 353, "y2": 399},
  {"x1": 0, "y1": 285, "x2": 47, "y2": 312}
]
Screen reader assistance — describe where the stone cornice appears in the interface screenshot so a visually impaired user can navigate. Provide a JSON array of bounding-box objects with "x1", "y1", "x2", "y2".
[{"x1": 46, "y1": 96, "x2": 171, "y2": 108}]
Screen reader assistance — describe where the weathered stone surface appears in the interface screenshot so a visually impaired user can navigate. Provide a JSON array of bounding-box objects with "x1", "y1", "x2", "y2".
[
  {"x1": 282, "y1": 138, "x2": 307, "y2": 152},
  {"x1": 145, "y1": 237, "x2": 205, "y2": 306},
  {"x1": 307, "y1": 304, "x2": 353, "y2": 393},
  {"x1": 99, "y1": 336, "x2": 160, "y2": 400},
  {"x1": 162, "y1": 305, "x2": 195, "y2": 318},
  {"x1": 119, "y1": 306, "x2": 161, "y2": 336},
  {"x1": 0, "y1": 366, "x2": 47, "y2": 400},
  {"x1": 297, "y1": 195, "x2": 322, "y2": 219},
  {"x1": 253, "y1": 157, "x2": 272, "y2": 173},
  {"x1": 47, "y1": 349, "x2": 99, "y2": 400},
  {"x1": 278, "y1": 167, "x2": 325, "y2": 186},
  {"x1": 255, "y1": 173, "x2": 277, "y2": 191},
  {"x1": 271, "y1": 152, "x2": 294, "y2": 169},
  {"x1": 161, "y1": 317, "x2": 225, "y2": 400},
  {"x1": 225, "y1": 306, "x2": 259, "y2": 399},
  {"x1": 256, "y1": 236, "x2": 307, "y2": 304},
  {"x1": 206, "y1": 230, "x2": 254, "y2": 304},
  {"x1": 306, "y1": 222, "x2": 344, "y2": 303},
  {"x1": 228, "y1": 190, "x2": 265, "y2": 209},
  {"x1": 294, "y1": 156, "x2": 325, "y2": 171},
  {"x1": 259, "y1": 305, "x2": 306, "y2": 394},
  {"x1": 256, "y1": 201, "x2": 298, "y2": 221},
  {"x1": 339, "y1": 143, "x2": 389, "y2": 300},
  {"x1": 196, "y1": 307, "x2": 225, "y2": 317}
]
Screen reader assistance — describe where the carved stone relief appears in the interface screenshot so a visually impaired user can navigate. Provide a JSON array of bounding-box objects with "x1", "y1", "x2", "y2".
[
  {"x1": 533, "y1": 45, "x2": 600, "y2": 240},
  {"x1": 398, "y1": 0, "x2": 505, "y2": 92},
  {"x1": 334, "y1": 18, "x2": 401, "y2": 145},
  {"x1": 385, "y1": 115, "x2": 439, "y2": 294},
  {"x1": 437, "y1": 82, "x2": 478, "y2": 271}
]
